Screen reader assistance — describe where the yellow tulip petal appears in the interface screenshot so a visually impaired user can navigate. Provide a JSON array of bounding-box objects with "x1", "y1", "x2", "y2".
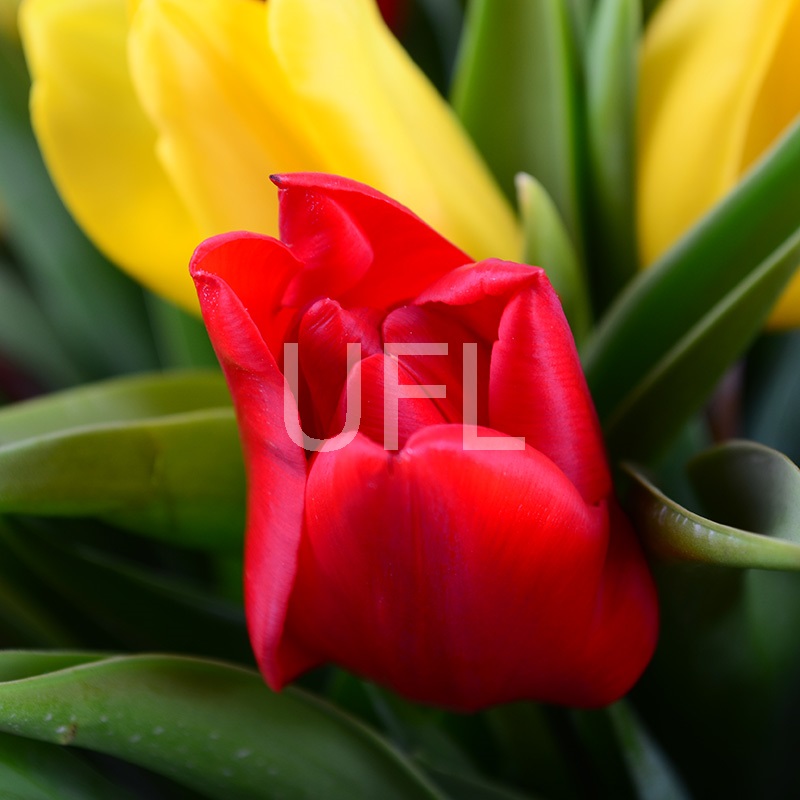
[
  {"x1": 769, "y1": 271, "x2": 800, "y2": 328},
  {"x1": 739, "y1": 1, "x2": 800, "y2": 173},
  {"x1": 741, "y1": 0, "x2": 800, "y2": 328},
  {"x1": 754, "y1": 1, "x2": 800, "y2": 328},
  {"x1": 637, "y1": 0, "x2": 797, "y2": 265},
  {"x1": 20, "y1": 0, "x2": 202, "y2": 310},
  {"x1": 128, "y1": 0, "x2": 322, "y2": 241},
  {"x1": 269, "y1": 0, "x2": 520, "y2": 262}
]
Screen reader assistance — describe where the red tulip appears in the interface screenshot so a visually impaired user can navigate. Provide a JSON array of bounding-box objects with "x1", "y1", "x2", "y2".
[{"x1": 190, "y1": 173, "x2": 658, "y2": 711}]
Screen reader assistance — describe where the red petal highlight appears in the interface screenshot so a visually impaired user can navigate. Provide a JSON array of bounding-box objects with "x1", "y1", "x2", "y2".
[
  {"x1": 415, "y1": 259, "x2": 542, "y2": 343},
  {"x1": 329, "y1": 353, "x2": 447, "y2": 450},
  {"x1": 573, "y1": 501, "x2": 659, "y2": 706},
  {"x1": 490, "y1": 274, "x2": 611, "y2": 505},
  {"x1": 273, "y1": 173, "x2": 472, "y2": 309},
  {"x1": 280, "y1": 187, "x2": 375, "y2": 305},
  {"x1": 190, "y1": 231, "x2": 302, "y2": 359},
  {"x1": 382, "y1": 305, "x2": 492, "y2": 426},
  {"x1": 295, "y1": 299, "x2": 382, "y2": 439},
  {"x1": 284, "y1": 427, "x2": 650, "y2": 709},
  {"x1": 191, "y1": 262, "x2": 315, "y2": 689}
]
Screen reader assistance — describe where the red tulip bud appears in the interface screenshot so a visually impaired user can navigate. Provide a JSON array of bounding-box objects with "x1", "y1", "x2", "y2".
[{"x1": 190, "y1": 173, "x2": 658, "y2": 711}]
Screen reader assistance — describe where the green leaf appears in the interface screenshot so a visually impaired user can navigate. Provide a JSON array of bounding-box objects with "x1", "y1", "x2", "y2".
[
  {"x1": 0, "y1": 371, "x2": 243, "y2": 549},
  {"x1": 484, "y1": 704, "x2": 581, "y2": 800},
  {"x1": 0, "y1": 519, "x2": 249, "y2": 659},
  {"x1": 0, "y1": 652, "x2": 443, "y2": 800},
  {"x1": 0, "y1": 260, "x2": 81, "y2": 389},
  {"x1": 452, "y1": 0, "x2": 585, "y2": 253},
  {"x1": 606, "y1": 701, "x2": 690, "y2": 800},
  {"x1": 406, "y1": 0, "x2": 465, "y2": 92},
  {"x1": 688, "y1": 440, "x2": 800, "y2": 543},
  {"x1": 0, "y1": 409, "x2": 244, "y2": 550},
  {"x1": 419, "y1": 761, "x2": 542, "y2": 800},
  {"x1": 604, "y1": 223, "x2": 800, "y2": 461},
  {"x1": 146, "y1": 294, "x2": 219, "y2": 370},
  {"x1": 569, "y1": 709, "x2": 633, "y2": 798},
  {"x1": 516, "y1": 173, "x2": 591, "y2": 343},
  {"x1": 0, "y1": 732, "x2": 135, "y2": 800},
  {"x1": 0, "y1": 36, "x2": 158, "y2": 379},
  {"x1": 0, "y1": 370, "x2": 230, "y2": 446},
  {"x1": 565, "y1": 0, "x2": 593, "y2": 51},
  {"x1": 624, "y1": 441, "x2": 800, "y2": 569},
  {"x1": 744, "y1": 330, "x2": 800, "y2": 465},
  {"x1": 584, "y1": 117, "x2": 800, "y2": 457},
  {"x1": 572, "y1": 702, "x2": 688, "y2": 800},
  {"x1": 584, "y1": 0, "x2": 639, "y2": 308},
  {"x1": 628, "y1": 444, "x2": 800, "y2": 794},
  {"x1": 0, "y1": 533, "x2": 79, "y2": 647},
  {"x1": 325, "y1": 672, "x2": 487, "y2": 791}
]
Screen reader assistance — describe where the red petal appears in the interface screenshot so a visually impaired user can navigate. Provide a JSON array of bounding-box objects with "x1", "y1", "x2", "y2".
[
  {"x1": 571, "y1": 501, "x2": 659, "y2": 706},
  {"x1": 489, "y1": 274, "x2": 611, "y2": 505},
  {"x1": 328, "y1": 353, "x2": 448, "y2": 450},
  {"x1": 273, "y1": 173, "x2": 472, "y2": 310},
  {"x1": 283, "y1": 426, "x2": 649, "y2": 709},
  {"x1": 294, "y1": 299, "x2": 382, "y2": 439},
  {"x1": 415, "y1": 259, "x2": 541, "y2": 343},
  {"x1": 190, "y1": 232, "x2": 302, "y2": 360},
  {"x1": 382, "y1": 305, "x2": 492, "y2": 426},
  {"x1": 191, "y1": 262, "x2": 315, "y2": 689},
  {"x1": 413, "y1": 260, "x2": 609, "y2": 503},
  {"x1": 278, "y1": 185, "x2": 375, "y2": 305}
]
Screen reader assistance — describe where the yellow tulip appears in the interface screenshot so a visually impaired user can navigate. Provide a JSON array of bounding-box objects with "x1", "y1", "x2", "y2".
[
  {"x1": 638, "y1": 0, "x2": 800, "y2": 327},
  {"x1": 19, "y1": 0, "x2": 519, "y2": 311}
]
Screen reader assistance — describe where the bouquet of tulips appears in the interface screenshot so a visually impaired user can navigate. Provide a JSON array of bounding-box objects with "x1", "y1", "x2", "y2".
[{"x1": 1, "y1": 0, "x2": 799, "y2": 797}]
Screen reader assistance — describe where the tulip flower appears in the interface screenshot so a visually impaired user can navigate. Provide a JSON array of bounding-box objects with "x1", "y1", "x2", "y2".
[
  {"x1": 19, "y1": 0, "x2": 519, "y2": 312},
  {"x1": 638, "y1": 0, "x2": 800, "y2": 326},
  {"x1": 190, "y1": 173, "x2": 658, "y2": 711}
]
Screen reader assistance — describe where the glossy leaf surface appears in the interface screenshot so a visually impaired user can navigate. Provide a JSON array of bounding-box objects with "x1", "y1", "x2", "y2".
[
  {"x1": 584, "y1": 0, "x2": 639, "y2": 307},
  {"x1": 452, "y1": 0, "x2": 583, "y2": 253},
  {"x1": 0, "y1": 370, "x2": 231, "y2": 444},
  {"x1": 585, "y1": 119, "x2": 800, "y2": 459},
  {"x1": 625, "y1": 441, "x2": 800, "y2": 569},
  {"x1": 0, "y1": 732, "x2": 134, "y2": 800},
  {"x1": 0, "y1": 372, "x2": 243, "y2": 549},
  {"x1": 516, "y1": 173, "x2": 590, "y2": 343},
  {"x1": 0, "y1": 652, "x2": 442, "y2": 800},
  {"x1": 603, "y1": 224, "x2": 800, "y2": 461},
  {"x1": 0, "y1": 410, "x2": 243, "y2": 549}
]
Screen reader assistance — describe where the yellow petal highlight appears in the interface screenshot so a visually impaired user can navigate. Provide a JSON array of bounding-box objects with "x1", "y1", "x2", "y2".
[
  {"x1": 21, "y1": 0, "x2": 519, "y2": 313},
  {"x1": 128, "y1": 0, "x2": 320, "y2": 241},
  {"x1": 20, "y1": 0, "x2": 202, "y2": 309},
  {"x1": 638, "y1": 0, "x2": 800, "y2": 327},
  {"x1": 269, "y1": 0, "x2": 520, "y2": 262},
  {"x1": 738, "y1": 1, "x2": 800, "y2": 173}
]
